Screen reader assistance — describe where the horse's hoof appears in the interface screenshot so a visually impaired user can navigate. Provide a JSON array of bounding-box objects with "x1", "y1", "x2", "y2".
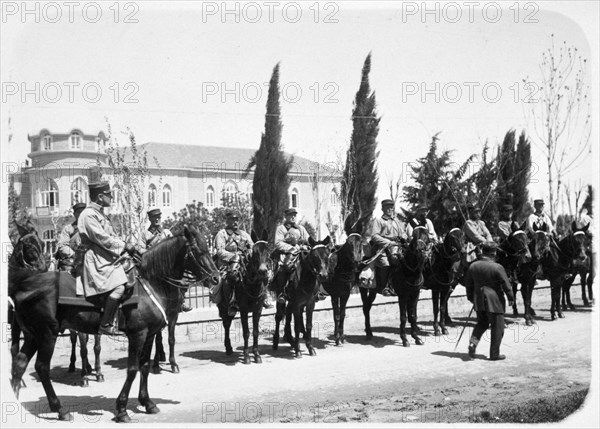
[
  {"x1": 254, "y1": 355, "x2": 262, "y2": 364},
  {"x1": 551, "y1": 314, "x2": 556, "y2": 321},
  {"x1": 146, "y1": 404, "x2": 160, "y2": 415},
  {"x1": 171, "y1": 364, "x2": 180, "y2": 374},
  {"x1": 583, "y1": 300, "x2": 590, "y2": 307},
  {"x1": 402, "y1": 339, "x2": 410, "y2": 347},
  {"x1": 558, "y1": 313, "x2": 565, "y2": 319},
  {"x1": 530, "y1": 308, "x2": 537, "y2": 316},
  {"x1": 85, "y1": 364, "x2": 93, "y2": 374},
  {"x1": 365, "y1": 330, "x2": 373, "y2": 340},
  {"x1": 225, "y1": 348, "x2": 233, "y2": 356},
  {"x1": 97, "y1": 374, "x2": 105, "y2": 383},
  {"x1": 68, "y1": 364, "x2": 75, "y2": 373},
  {"x1": 525, "y1": 319, "x2": 533, "y2": 326},
  {"x1": 341, "y1": 335, "x2": 346, "y2": 344},
  {"x1": 58, "y1": 411, "x2": 74, "y2": 421},
  {"x1": 243, "y1": 356, "x2": 251, "y2": 365},
  {"x1": 308, "y1": 348, "x2": 317, "y2": 356},
  {"x1": 295, "y1": 351, "x2": 302, "y2": 358},
  {"x1": 80, "y1": 378, "x2": 89, "y2": 388},
  {"x1": 152, "y1": 365, "x2": 161, "y2": 374},
  {"x1": 442, "y1": 328, "x2": 449, "y2": 336},
  {"x1": 414, "y1": 338, "x2": 423, "y2": 346},
  {"x1": 116, "y1": 411, "x2": 131, "y2": 423},
  {"x1": 434, "y1": 329, "x2": 440, "y2": 337},
  {"x1": 11, "y1": 379, "x2": 21, "y2": 399},
  {"x1": 335, "y1": 338, "x2": 341, "y2": 346}
]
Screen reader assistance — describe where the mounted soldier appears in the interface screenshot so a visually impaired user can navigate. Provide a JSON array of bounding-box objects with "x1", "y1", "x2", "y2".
[
  {"x1": 526, "y1": 199, "x2": 555, "y2": 237},
  {"x1": 138, "y1": 208, "x2": 191, "y2": 312},
  {"x1": 77, "y1": 182, "x2": 137, "y2": 335},
  {"x1": 274, "y1": 207, "x2": 312, "y2": 304},
  {"x1": 55, "y1": 202, "x2": 86, "y2": 276},
  {"x1": 462, "y1": 203, "x2": 494, "y2": 263},
  {"x1": 407, "y1": 205, "x2": 439, "y2": 244},
  {"x1": 497, "y1": 204, "x2": 518, "y2": 242},
  {"x1": 370, "y1": 199, "x2": 409, "y2": 297}
]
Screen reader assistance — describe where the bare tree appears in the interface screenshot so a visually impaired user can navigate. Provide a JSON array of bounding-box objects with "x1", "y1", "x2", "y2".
[{"x1": 526, "y1": 35, "x2": 591, "y2": 220}]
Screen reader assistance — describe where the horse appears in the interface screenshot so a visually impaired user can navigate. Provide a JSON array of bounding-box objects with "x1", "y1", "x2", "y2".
[
  {"x1": 542, "y1": 222, "x2": 589, "y2": 321},
  {"x1": 218, "y1": 230, "x2": 273, "y2": 364},
  {"x1": 273, "y1": 236, "x2": 331, "y2": 357},
  {"x1": 322, "y1": 226, "x2": 365, "y2": 346},
  {"x1": 391, "y1": 226, "x2": 431, "y2": 347},
  {"x1": 9, "y1": 224, "x2": 220, "y2": 422},
  {"x1": 496, "y1": 224, "x2": 532, "y2": 315},
  {"x1": 517, "y1": 226, "x2": 552, "y2": 325},
  {"x1": 561, "y1": 227, "x2": 594, "y2": 309},
  {"x1": 423, "y1": 228, "x2": 466, "y2": 336}
]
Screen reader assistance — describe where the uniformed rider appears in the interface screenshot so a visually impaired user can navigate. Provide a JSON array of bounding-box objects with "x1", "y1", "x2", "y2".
[
  {"x1": 462, "y1": 203, "x2": 494, "y2": 263},
  {"x1": 406, "y1": 205, "x2": 439, "y2": 243}
]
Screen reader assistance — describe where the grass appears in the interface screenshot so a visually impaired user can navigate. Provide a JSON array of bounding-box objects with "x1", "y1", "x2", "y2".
[{"x1": 469, "y1": 388, "x2": 589, "y2": 423}]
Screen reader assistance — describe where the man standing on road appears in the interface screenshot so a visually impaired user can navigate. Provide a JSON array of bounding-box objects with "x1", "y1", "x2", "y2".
[{"x1": 465, "y1": 242, "x2": 514, "y2": 361}]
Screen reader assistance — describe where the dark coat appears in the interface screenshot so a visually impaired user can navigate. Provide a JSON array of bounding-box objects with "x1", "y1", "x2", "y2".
[{"x1": 465, "y1": 256, "x2": 514, "y2": 314}]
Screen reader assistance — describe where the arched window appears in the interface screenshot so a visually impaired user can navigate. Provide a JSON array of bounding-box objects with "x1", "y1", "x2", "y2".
[
  {"x1": 42, "y1": 229, "x2": 57, "y2": 255},
  {"x1": 206, "y1": 185, "x2": 215, "y2": 208},
  {"x1": 95, "y1": 137, "x2": 104, "y2": 152},
  {"x1": 222, "y1": 181, "x2": 238, "y2": 205},
  {"x1": 330, "y1": 188, "x2": 338, "y2": 208},
  {"x1": 69, "y1": 131, "x2": 82, "y2": 150},
  {"x1": 148, "y1": 184, "x2": 157, "y2": 207},
  {"x1": 39, "y1": 179, "x2": 59, "y2": 208},
  {"x1": 71, "y1": 177, "x2": 88, "y2": 205},
  {"x1": 162, "y1": 184, "x2": 171, "y2": 207},
  {"x1": 290, "y1": 188, "x2": 299, "y2": 209},
  {"x1": 42, "y1": 133, "x2": 52, "y2": 151}
]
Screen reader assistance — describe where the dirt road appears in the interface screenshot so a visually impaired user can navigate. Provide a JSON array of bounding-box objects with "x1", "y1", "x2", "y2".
[{"x1": 2, "y1": 285, "x2": 597, "y2": 426}]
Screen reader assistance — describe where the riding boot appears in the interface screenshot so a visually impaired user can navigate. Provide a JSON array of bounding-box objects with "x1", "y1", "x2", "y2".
[
  {"x1": 468, "y1": 335, "x2": 479, "y2": 358},
  {"x1": 98, "y1": 297, "x2": 120, "y2": 335}
]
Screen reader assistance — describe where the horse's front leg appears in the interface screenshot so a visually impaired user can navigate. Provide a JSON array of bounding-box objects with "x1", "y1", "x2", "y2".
[
  {"x1": 409, "y1": 288, "x2": 423, "y2": 345},
  {"x1": 440, "y1": 288, "x2": 450, "y2": 335},
  {"x1": 240, "y1": 310, "x2": 251, "y2": 364},
  {"x1": 339, "y1": 290, "x2": 350, "y2": 345},
  {"x1": 511, "y1": 280, "x2": 519, "y2": 315},
  {"x1": 222, "y1": 313, "x2": 234, "y2": 355},
  {"x1": 68, "y1": 330, "x2": 77, "y2": 373},
  {"x1": 11, "y1": 334, "x2": 37, "y2": 399},
  {"x1": 331, "y1": 294, "x2": 341, "y2": 345},
  {"x1": 522, "y1": 278, "x2": 535, "y2": 326},
  {"x1": 78, "y1": 332, "x2": 91, "y2": 387},
  {"x1": 432, "y1": 290, "x2": 441, "y2": 336},
  {"x1": 293, "y1": 308, "x2": 302, "y2": 358},
  {"x1": 273, "y1": 301, "x2": 284, "y2": 350},
  {"x1": 116, "y1": 330, "x2": 145, "y2": 423},
  {"x1": 167, "y1": 317, "x2": 179, "y2": 373},
  {"x1": 93, "y1": 334, "x2": 104, "y2": 382},
  {"x1": 360, "y1": 288, "x2": 377, "y2": 339},
  {"x1": 305, "y1": 299, "x2": 317, "y2": 356},
  {"x1": 138, "y1": 333, "x2": 160, "y2": 415},
  {"x1": 398, "y1": 293, "x2": 409, "y2": 347},
  {"x1": 284, "y1": 305, "x2": 294, "y2": 345},
  {"x1": 252, "y1": 307, "x2": 263, "y2": 363}
]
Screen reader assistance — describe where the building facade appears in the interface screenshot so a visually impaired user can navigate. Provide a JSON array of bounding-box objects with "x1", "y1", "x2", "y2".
[{"x1": 12, "y1": 127, "x2": 343, "y2": 254}]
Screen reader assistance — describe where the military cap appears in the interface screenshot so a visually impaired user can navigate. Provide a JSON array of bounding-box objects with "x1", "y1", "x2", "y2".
[
  {"x1": 533, "y1": 199, "x2": 545, "y2": 205},
  {"x1": 72, "y1": 202, "x2": 87, "y2": 212},
  {"x1": 88, "y1": 181, "x2": 110, "y2": 193},
  {"x1": 284, "y1": 208, "x2": 298, "y2": 216},
  {"x1": 381, "y1": 199, "x2": 394, "y2": 207},
  {"x1": 225, "y1": 209, "x2": 240, "y2": 219},
  {"x1": 501, "y1": 204, "x2": 513, "y2": 212},
  {"x1": 482, "y1": 242, "x2": 498, "y2": 255},
  {"x1": 147, "y1": 208, "x2": 162, "y2": 217}
]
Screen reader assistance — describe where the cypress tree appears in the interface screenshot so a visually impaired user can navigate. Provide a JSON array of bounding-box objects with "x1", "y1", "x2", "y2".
[
  {"x1": 246, "y1": 63, "x2": 292, "y2": 241},
  {"x1": 513, "y1": 131, "x2": 532, "y2": 220},
  {"x1": 340, "y1": 53, "x2": 380, "y2": 233}
]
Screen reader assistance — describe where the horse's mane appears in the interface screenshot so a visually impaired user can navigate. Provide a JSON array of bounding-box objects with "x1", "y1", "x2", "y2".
[{"x1": 139, "y1": 234, "x2": 185, "y2": 281}]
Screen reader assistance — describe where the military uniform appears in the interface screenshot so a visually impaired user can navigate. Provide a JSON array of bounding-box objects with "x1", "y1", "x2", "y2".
[
  {"x1": 407, "y1": 217, "x2": 438, "y2": 243},
  {"x1": 215, "y1": 227, "x2": 253, "y2": 268},
  {"x1": 465, "y1": 249, "x2": 514, "y2": 360},
  {"x1": 78, "y1": 201, "x2": 128, "y2": 298},
  {"x1": 140, "y1": 225, "x2": 173, "y2": 251},
  {"x1": 526, "y1": 212, "x2": 554, "y2": 235}
]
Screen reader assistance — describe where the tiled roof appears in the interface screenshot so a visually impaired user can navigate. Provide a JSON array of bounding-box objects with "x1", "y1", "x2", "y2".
[{"x1": 121, "y1": 142, "x2": 329, "y2": 176}]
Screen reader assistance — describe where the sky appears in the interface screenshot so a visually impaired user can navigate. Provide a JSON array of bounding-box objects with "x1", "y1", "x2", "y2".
[{"x1": 1, "y1": 1, "x2": 598, "y2": 213}]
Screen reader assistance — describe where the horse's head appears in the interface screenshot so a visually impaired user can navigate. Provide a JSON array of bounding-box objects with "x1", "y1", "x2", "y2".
[
  {"x1": 569, "y1": 221, "x2": 590, "y2": 263},
  {"x1": 249, "y1": 230, "x2": 274, "y2": 284},
  {"x1": 183, "y1": 224, "x2": 220, "y2": 286},
  {"x1": 506, "y1": 227, "x2": 531, "y2": 265},
  {"x1": 530, "y1": 224, "x2": 551, "y2": 261},
  {"x1": 410, "y1": 226, "x2": 432, "y2": 262},
  {"x1": 342, "y1": 233, "x2": 365, "y2": 271},
  {"x1": 442, "y1": 228, "x2": 466, "y2": 262},
  {"x1": 305, "y1": 236, "x2": 332, "y2": 282},
  {"x1": 10, "y1": 220, "x2": 48, "y2": 273}
]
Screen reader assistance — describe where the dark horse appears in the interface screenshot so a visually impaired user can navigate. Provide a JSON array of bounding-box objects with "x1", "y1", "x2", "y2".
[
  {"x1": 218, "y1": 230, "x2": 273, "y2": 364},
  {"x1": 9, "y1": 225, "x2": 220, "y2": 422},
  {"x1": 391, "y1": 227, "x2": 431, "y2": 347},
  {"x1": 561, "y1": 225, "x2": 595, "y2": 309},
  {"x1": 517, "y1": 226, "x2": 552, "y2": 325},
  {"x1": 423, "y1": 228, "x2": 466, "y2": 336},
  {"x1": 542, "y1": 222, "x2": 589, "y2": 321},
  {"x1": 322, "y1": 228, "x2": 365, "y2": 346},
  {"x1": 496, "y1": 225, "x2": 532, "y2": 316},
  {"x1": 273, "y1": 236, "x2": 331, "y2": 357}
]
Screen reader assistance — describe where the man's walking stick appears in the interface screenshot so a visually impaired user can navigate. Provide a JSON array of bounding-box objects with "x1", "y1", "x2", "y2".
[{"x1": 454, "y1": 305, "x2": 474, "y2": 351}]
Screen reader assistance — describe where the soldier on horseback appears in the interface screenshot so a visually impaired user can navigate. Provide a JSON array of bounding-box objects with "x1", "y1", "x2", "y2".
[
  {"x1": 274, "y1": 207, "x2": 311, "y2": 304},
  {"x1": 462, "y1": 203, "x2": 493, "y2": 263},
  {"x1": 55, "y1": 202, "x2": 86, "y2": 275},
  {"x1": 371, "y1": 199, "x2": 409, "y2": 297},
  {"x1": 526, "y1": 199, "x2": 555, "y2": 237},
  {"x1": 77, "y1": 182, "x2": 137, "y2": 335},
  {"x1": 407, "y1": 205, "x2": 439, "y2": 243}
]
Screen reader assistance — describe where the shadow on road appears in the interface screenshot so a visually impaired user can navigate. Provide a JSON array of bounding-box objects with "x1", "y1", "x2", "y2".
[
  {"x1": 20, "y1": 395, "x2": 179, "y2": 422},
  {"x1": 338, "y1": 333, "x2": 397, "y2": 348},
  {"x1": 29, "y1": 366, "x2": 110, "y2": 388},
  {"x1": 431, "y1": 350, "x2": 474, "y2": 361}
]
